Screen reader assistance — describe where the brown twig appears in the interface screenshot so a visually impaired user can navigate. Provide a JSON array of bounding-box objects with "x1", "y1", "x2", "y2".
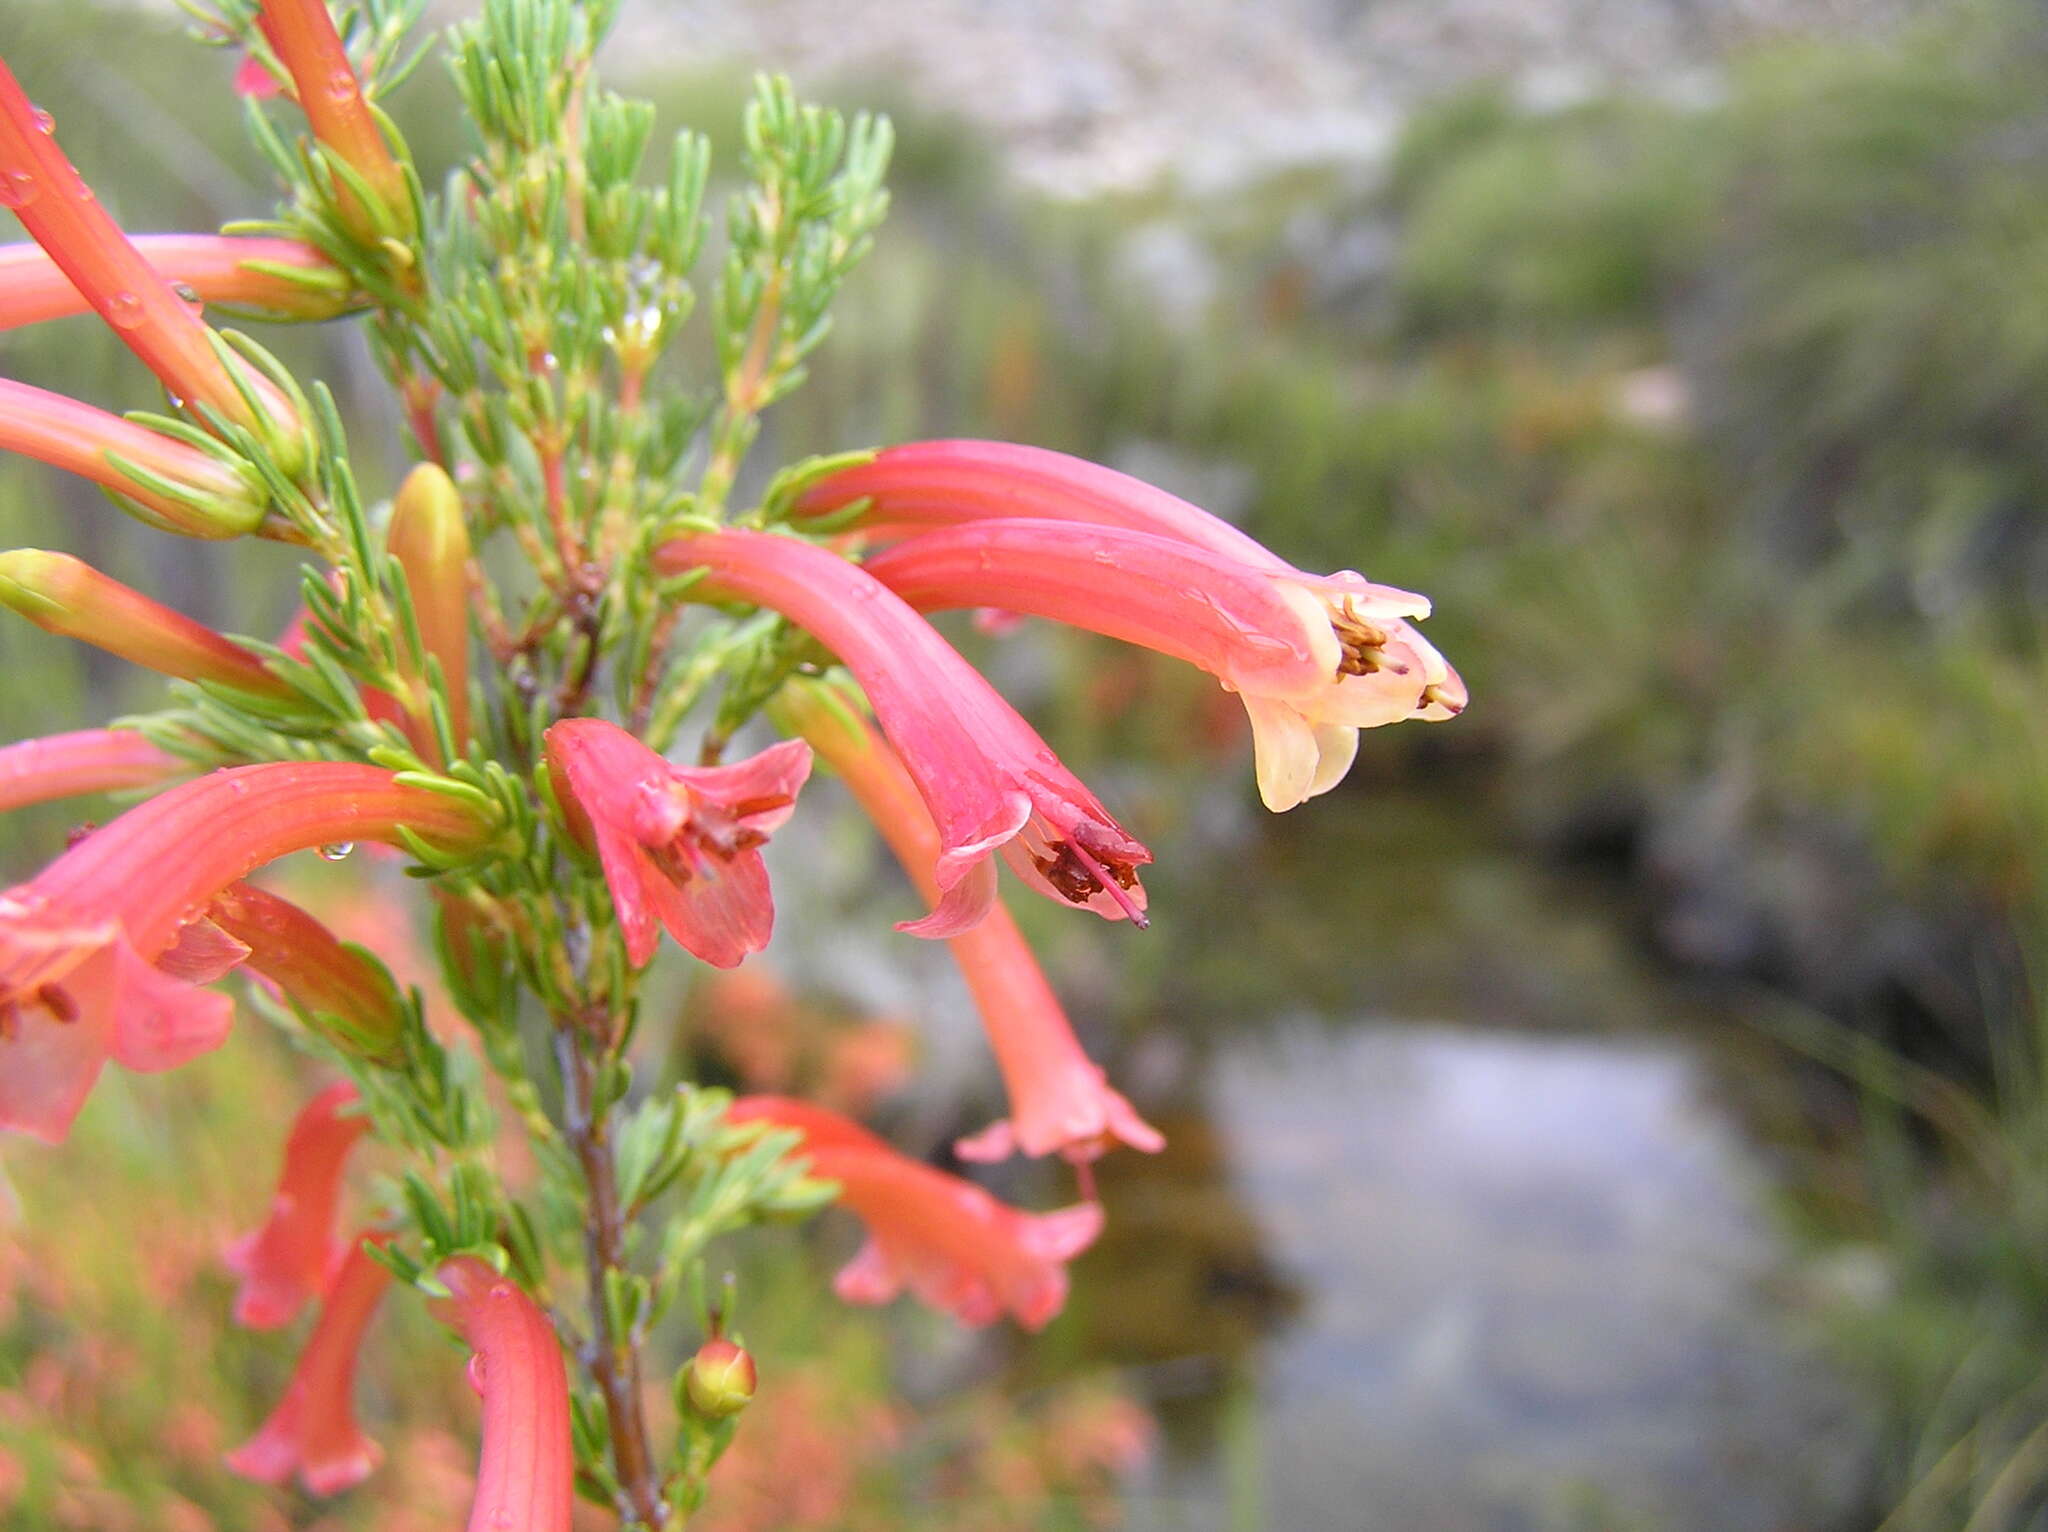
[{"x1": 555, "y1": 1021, "x2": 668, "y2": 1530}]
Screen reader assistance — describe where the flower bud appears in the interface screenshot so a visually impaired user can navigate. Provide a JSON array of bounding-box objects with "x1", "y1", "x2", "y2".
[
  {"x1": 0, "y1": 379, "x2": 268, "y2": 539},
  {"x1": 386, "y1": 462, "x2": 471, "y2": 750},
  {"x1": 681, "y1": 1338, "x2": 756, "y2": 1419},
  {"x1": 0, "y1": 549, "x2": 290, "y2": 697}
]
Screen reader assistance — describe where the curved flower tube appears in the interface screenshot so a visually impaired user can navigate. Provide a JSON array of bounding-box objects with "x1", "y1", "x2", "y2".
[
  {"x1": 727, "y1": 1095, "x2": 1104, "y2": 1330},
  {"x1": 207, "y1": 882, "x2": 409, "y2": 1061},
  {"x1": 0, "y1": 234, "x2": 351, "y2": 329},
  {"x1": 771, "y1": 680, "x2": 1161, "y2": 1163},
  {"x1": 799, "y1": 440, "x2": 1467, "y2": 808},
  {"x1": 863, "y1": 517, "x2": 1461, "y2": 810},
  {"x1": 0, "y1": 762, "x2": 493, "y2": 1142},
  {"x1": 225, "y1": 1082, "x2": 368, "y2": 1329},
  {"x1": 545, "y1": 719, "x2": 811, "y2": 968},
  {"x1": 256, "y1": 0, "x2": 415, "y2": 242},
  {"x1": 0, "y1": 728, "x2": 184, "y2": 813},
  {"x1": 657, "y1": 528, "x2": 1148, "y2": 936},
  {"x1": 226, "y1": 1231, "x2": 391, "y2": 1494},
  {"x1": 0, "y1": 378, "x2": 268, "y2": 538},
  {"x1": 0, "y1": 61, "x2": 304, "y2": 461},
  {"x1": 434, "y1": 1256, "x2": 574, "y2": 1532},
  {"x1": 0, "y1": 549, "x2": 291, "y2": 696}
]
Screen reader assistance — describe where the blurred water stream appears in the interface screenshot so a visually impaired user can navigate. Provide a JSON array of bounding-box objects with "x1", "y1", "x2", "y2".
[{"x1": 1075, "y1": 782, "x2": 1871, "y2": 1531}]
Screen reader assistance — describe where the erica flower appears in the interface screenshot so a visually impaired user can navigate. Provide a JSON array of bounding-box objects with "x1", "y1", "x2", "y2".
[
  {"x1": 544, "y1": 718, "x2": 810, "y2": 969},
  {"x1": 771, "y1": 679, "x2": 1161, "y2": 1163},
  {"x1": 433, "y1": 1256, "x2": 573, "y2": 1532},
  {"x1": 0, "y1": 378, "x2": 268, "y2": 538},
  {"x1": 207, "y1": 882, "x2": 409, "y2": 1061},
  {"x1": 0, "y1": 549, "x2": 292, "y2": 697},
  {"x1": 800, "y1": 440, "x2": 1467, "y2": 809},
  {"x1": 727, "y1": 1096, "x2": 1104, "y2": 1330},
  {"x1": 224, "y1": 1082, "x2": 369, "y2": 1329},
  {"x1": 0, "y1": 729, "x2": 183, "y2": 814},
  {"x1": 385, "y1": 462, "x2": 472, "y2": 751},
  {"x1": 255, "y1": 0, "x2": 416, "y2": 242},
  {"x1": 0, "y1": 62, "x2": 306, "y2": 465},
  {"x1": 226, "y1": 1231, "x2": 391, "y2": 1495},
  {"x1": 0, "y1": 234, "x2": 351, "y2": 329},
  {"x1": 658, "y1": 528, "x2": 1149, "y2": 936},
  {"x1": 0, "y1": 762, "x2": 493, "y2": 1142}
]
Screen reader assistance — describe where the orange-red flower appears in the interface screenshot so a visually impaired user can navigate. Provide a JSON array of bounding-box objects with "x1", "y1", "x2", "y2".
[
  {"x1": 0, "y1": 378, "x2": 268, "y2": 538},
  {"x1": 728, "y1": 1096, "x2": 1103, "y2": 1330},
  {"x1": 801, "y1": 440, "x2": 1467, "y2": 809},
  {"x1": 224, "y1": 1082, "x2": 369, "y2": 1329},
  {"x1": 0, "y1": 763, "x2": 491, "y2": 1142},
  {"x1": 0, "y1": 234, "x2": 349, "y2": 329},
  {"x1": 206, "y1": 882, "x2": 409, "y2": 1061},
  {"x1": 544, "y1": 718, "x2": 811, "y2": 969},
  {"x1": 254, "y1": 0, "x2": 415, "y2": 242},
  {"x1": 226, "y1": 1231, "x2": 391, "y2": 1494},
  {"x1": 772, "y1": 680, "x2": 1160, "y2": 1163},
  {"x1": 659, "y1": 528, "x2": 1149, "y2": 937},
  {"x1": 0, "y1": 61, "x2": 305, "y2": 463},
  {"x1": 433, "y1": 1256, "x2": 573, "y2": 1532},
  {"x1": 0, "y1": 729, "x2": 183, "y2": 814},
  {"x1": 0, "y1": 549, "x2": 291, "y2": 696}
]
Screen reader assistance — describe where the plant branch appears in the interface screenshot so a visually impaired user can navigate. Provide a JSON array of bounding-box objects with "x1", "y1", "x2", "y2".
[{"x1": 555, "y1": 1020, "x2": 667, "y2": 1530}]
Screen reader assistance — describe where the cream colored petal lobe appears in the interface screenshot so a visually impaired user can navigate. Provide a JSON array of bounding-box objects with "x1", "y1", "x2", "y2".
[
  {"x1": 1242, "y1": 693, "x2": 1321, "y2": 811},
  {"x1": 1305, "y1": 722, "x2": 1361, "y2": 801}
]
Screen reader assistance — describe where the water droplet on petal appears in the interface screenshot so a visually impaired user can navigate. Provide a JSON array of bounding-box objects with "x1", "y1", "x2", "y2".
[
  {"x1": 0, "y1": 171, "x2": 36, "y2": 209},
  {"x1": 31, "y1": 107, "x2": 54, "y2": 133},
  {"x1": 538, "y1": 352, "x2": 559, "y2": 371},
  {"x1": 102, "y1": 291, "x2": 146, "y2": 330},
  {"x1": 326, "y1": 68, "x2": 360, "y2": 103},
  {"x1": 488, "y1": 1282, "x2": 514, "y2": 1300},
  {"x1": 317, "y1": 842, "x2": 355, "y2": 861},
  {"x1": 465, "y1": 1353, "x2": 488, "y2": 1394}
]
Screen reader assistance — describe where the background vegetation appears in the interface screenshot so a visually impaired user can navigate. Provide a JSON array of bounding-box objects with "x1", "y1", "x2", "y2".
[{"x1": 7, "y1": 0, "x2": 2048, "y2": 1526}]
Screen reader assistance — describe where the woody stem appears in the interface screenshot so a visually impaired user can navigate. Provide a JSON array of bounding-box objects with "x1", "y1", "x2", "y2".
[{"x1": 555, "y1": 1020, "x2": 666, "y2": 1529}]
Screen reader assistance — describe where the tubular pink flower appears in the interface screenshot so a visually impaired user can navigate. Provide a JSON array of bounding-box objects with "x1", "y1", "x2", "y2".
[
  {"x1": 0, "y1": 378, "x2": 268, "y2": 538},
  {"x1": 433, "y1": 1256, "x2": 574, "y2": 1532},
  {"x1": 0, "y1": 763, "x2": 493, "y2": 1143},
  {"x1": 0, "y1": 61, "x2": 305, "y2": 460},
  {"x1": 800, "y1": 441, "x2": 1468, "y2": 809},
  {"x1": 0, "y1": 728, "x2": 183, "y2": 813},
  {"x1": 207, "y1": 882, "x2": 408, "y2": 1061},
  {"x1": 657, "y1": 528, "x2": 1149, "y2": 935},
  {"x1": 224, "y1": 1082, "x2": 368, "y2": 1329},
  {"x1": 256, "y1": 0, "x2": 416, "y2": 242},
  {"x1": 0, "y1": 234, "x2": 351, "y2": 329},
  {"x1": 771, "y1": 680, "x2": 1161, "y2": 1163},
  {"x1": 0, "y1": 549, "x2": 291, "y2": 696},
  {"x1": 544, "y1": 719, "x2": 811, "y2": 969},
  {"x1": 226, "y1": 1231, "x2": 391, "y2": 1495},
  {"x1": 729, "y1": 1096, "x2": 1103, "y2": 1330}
]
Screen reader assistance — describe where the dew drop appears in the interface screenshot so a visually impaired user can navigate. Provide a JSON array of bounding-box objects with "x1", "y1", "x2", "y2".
[
  {"x1": 30, "y1": 107, "x2": 54, "y2": 133},
  {"x1": 0, "y1": 170, "x2": 36, "y2": 209},
  {"x1": 538, "y1": 351, "x2": 559, "y2": 371},
  {"x1": 317, "y1": 841, "x2": 355, "y2": 861},
  {"x1": 326, "y1": 68, "x2": 360, "y2": 103},
  {"x1": 488, "y1": 1282, "x2": 514, "y2": 1299},
  {"x1": 102, "y1": 291, "x2": 146, "y2": 330},
  {"x1": 465, "y1": 1354, "x2": 488, "y2": 1394}
]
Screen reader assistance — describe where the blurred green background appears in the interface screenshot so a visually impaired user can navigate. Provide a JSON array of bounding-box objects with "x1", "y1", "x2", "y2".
[{"x1": 6, "y1": 0, "x2": 2048, "y2": 1527}]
